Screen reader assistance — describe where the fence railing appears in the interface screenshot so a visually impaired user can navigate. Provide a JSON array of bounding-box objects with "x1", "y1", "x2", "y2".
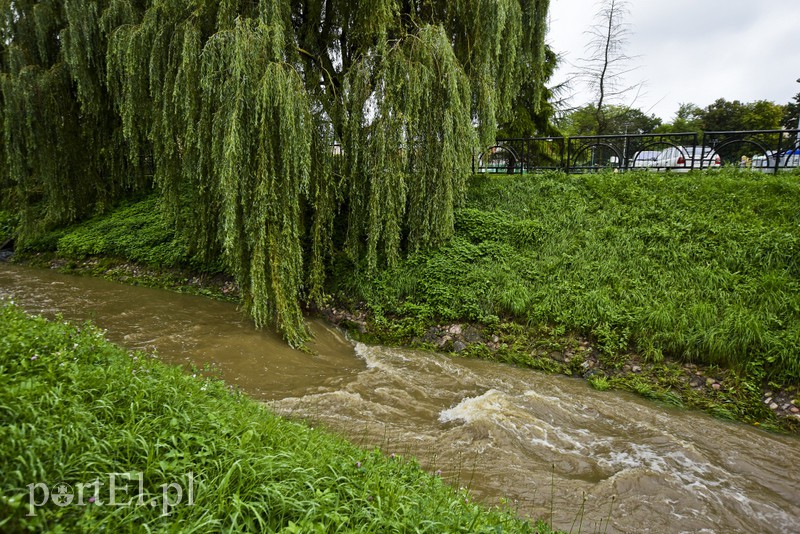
[{"x1": 473, "y1": 129, "x2": 800, "y2": 174}]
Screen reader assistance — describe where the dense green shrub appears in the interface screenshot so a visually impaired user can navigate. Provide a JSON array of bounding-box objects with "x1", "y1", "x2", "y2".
[{"x1": 53, "y1": 197, "x2": 192, "y2": 268}]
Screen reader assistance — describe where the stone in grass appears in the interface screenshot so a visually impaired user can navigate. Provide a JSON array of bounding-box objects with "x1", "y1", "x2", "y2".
[{"x1": 461, "y1": 325, "x2": 483, "y2": 343}]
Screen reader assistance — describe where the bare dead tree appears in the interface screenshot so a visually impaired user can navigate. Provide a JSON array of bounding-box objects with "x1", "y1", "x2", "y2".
[{"x1": 575, "y1": 0, "x2": 643, "y2": 134}]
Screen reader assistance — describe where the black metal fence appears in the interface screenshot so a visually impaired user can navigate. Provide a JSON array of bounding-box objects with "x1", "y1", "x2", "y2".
[
  {"x1": 474, "y1": 137, "x2": 565, "y2": 174},
  {"x1": 474, "y1": 129, "x2": 800, "y2": 174}
]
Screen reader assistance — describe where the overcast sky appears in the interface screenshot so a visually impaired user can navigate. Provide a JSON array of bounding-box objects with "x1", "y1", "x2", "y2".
[{"x1": 547, "y1": 0, "x2": 800, "y2": 122}]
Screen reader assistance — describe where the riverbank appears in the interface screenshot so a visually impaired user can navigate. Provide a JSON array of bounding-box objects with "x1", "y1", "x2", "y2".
[
  {"x1": 3, "y1": 168, "x2": 800, "y2": 433},
  {"x1": 0, "y1": 304, "x2": 553, "y2": 532},
  {"x1": 332, "y1": 169, "x2": 800, "y2": 433},
  {"x1": 8, "y1": 250, "x2": 800, "y2": 432}
]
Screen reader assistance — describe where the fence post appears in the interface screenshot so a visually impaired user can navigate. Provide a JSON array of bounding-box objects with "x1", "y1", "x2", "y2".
[
  {"x1": 566, "y1": 138, "x2": 572, "y2": 174},
  {"x1": 693, "y1": 132, "x2": 700, "y2": 171},
  {"x1": 774, "y1": 133, "x2": 783, "y2": 174}
]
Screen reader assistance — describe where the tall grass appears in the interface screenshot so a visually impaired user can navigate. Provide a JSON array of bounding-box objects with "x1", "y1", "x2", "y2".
[
  {"x1": 355, "y1": 169, "x2": 800, "y2": 381},
  {"x1": 0, "y1": 305, "x2": 550, "y2": 533}
]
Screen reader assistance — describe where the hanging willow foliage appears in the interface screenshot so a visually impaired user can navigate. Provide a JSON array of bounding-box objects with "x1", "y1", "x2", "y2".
[
  {"x1": 342, "y1": 25, "x2": 475, "y2": 270},
  {"x1": 0, "y1": 1, "x2": 84, "y2": 237},
  {"x1": 205, "y1": 20, "x2": 312, "y2": 345},
  {"x1": 0, "y1": 0, "x2": 148, "y2": 237},
  {"x1": 1, "y1": 0, "x2": 553, "y2": 344}
]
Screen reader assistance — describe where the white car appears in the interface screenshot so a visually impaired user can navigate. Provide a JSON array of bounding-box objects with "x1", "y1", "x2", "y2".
[
  {"x1": 629, "y1": 150, "x2": 660, "y2": 168},
  {"x1": 749, "y1": 149, "x2": 799, "y2": 173},
  {"x1": 651, "y1": 146, "x2": 721, "y2": 172}
]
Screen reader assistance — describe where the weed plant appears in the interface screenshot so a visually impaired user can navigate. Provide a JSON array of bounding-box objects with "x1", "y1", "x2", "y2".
[
  {"x1": 18, "y1": 197, "x2": 209, "y2": 270},
  {"x1": 353, "y1": 169, "x2": 800, "y2": 382},
  {"x1": 0, "y1": 210, "x2": 16, "y2": 244},
  {"x1": 0, "y1": 305, "x2": 551, "y2": 533}
]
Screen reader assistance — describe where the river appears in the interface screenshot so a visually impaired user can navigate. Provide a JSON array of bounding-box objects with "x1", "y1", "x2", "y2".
[{"x1": 1, "y1": 262, "x2": 798, "y2": 533}]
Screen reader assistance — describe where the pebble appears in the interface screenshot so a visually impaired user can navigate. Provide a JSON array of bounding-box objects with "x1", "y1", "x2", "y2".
[
  {"x1": 791, "y1": 406, "x2": 800, "y2": 414},
  {"x1": 712, "y1": 383, "x2": 721, "y2": 390},
  {"x1": 632, "y1": 365, "x2": 642, "y2": 373},
  {"x1": 769, "y1": 403, "x2": 779, "y2": 410}
]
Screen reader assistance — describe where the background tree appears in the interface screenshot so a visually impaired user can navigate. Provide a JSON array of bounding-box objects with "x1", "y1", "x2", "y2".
[
  {"x1": 781, "y1": 92, "x2": 799, "y2": 132},
  {"x1": 573, "y1": 0, "x2": 642, "y2": 134},
  {"x1": 498, "y1": 46, "x2": 561, "y2": 138},
  {"x1": 655, "y1": 103, "x2": 703, "y2": 134},
  {"x1": 657, "y1": 99, "x2": 785, "y2": 133},
  {"x1": 558, "y1": 104, "x2": 660, "y2": 136},
  {"x1": 700, "y1": 98, "x2": 783, "y2": 132},
  {"x1": 0, "y1": 0, "x2": 552, "y2": 344}
]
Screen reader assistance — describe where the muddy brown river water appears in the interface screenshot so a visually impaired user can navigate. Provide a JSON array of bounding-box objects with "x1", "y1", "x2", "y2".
[{"x1": 1, "y1": 263, "x2": 798, "y2": 533}]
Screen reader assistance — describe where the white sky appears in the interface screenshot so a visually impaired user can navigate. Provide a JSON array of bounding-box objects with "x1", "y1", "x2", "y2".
[{"x1": 547, "y1": 0, "x2": 800, "y2": 122}]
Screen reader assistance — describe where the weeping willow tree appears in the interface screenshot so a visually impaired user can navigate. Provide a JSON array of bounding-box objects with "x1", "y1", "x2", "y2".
[
  {"x1": 341, "y1": 25, "x2": 476, "y2": 271},
  {"x1": 0, "y1": 0, "x2": 553, "y2": 345},
  {"x1": 0, "y1": 0, "x2": 90, "y2": 237},
  {"x1": 0, "y1": 0, "x2": 148, "y2": 239},
  {"x1": 293, "y1": 0, "x2": 552, "y2": 274}
]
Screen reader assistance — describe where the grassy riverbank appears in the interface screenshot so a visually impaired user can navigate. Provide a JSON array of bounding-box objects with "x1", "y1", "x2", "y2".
[
  {"x1": 5, "y1": 168, "x2": 800, "y2": 431},
  {"x1": 0, "y1": 305, "x2": 550, "y2": 532},
  {"x1": 348, "y1": 170, "x2": 800, "y2": 380},
  {"x1": 341, "y1": 169, "x2": 800, "y2": 430}
]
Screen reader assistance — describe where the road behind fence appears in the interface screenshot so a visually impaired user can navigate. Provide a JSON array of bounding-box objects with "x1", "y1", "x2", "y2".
[{"x1": 475, "y1": 129, "x2": 800, "y2": 174}]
